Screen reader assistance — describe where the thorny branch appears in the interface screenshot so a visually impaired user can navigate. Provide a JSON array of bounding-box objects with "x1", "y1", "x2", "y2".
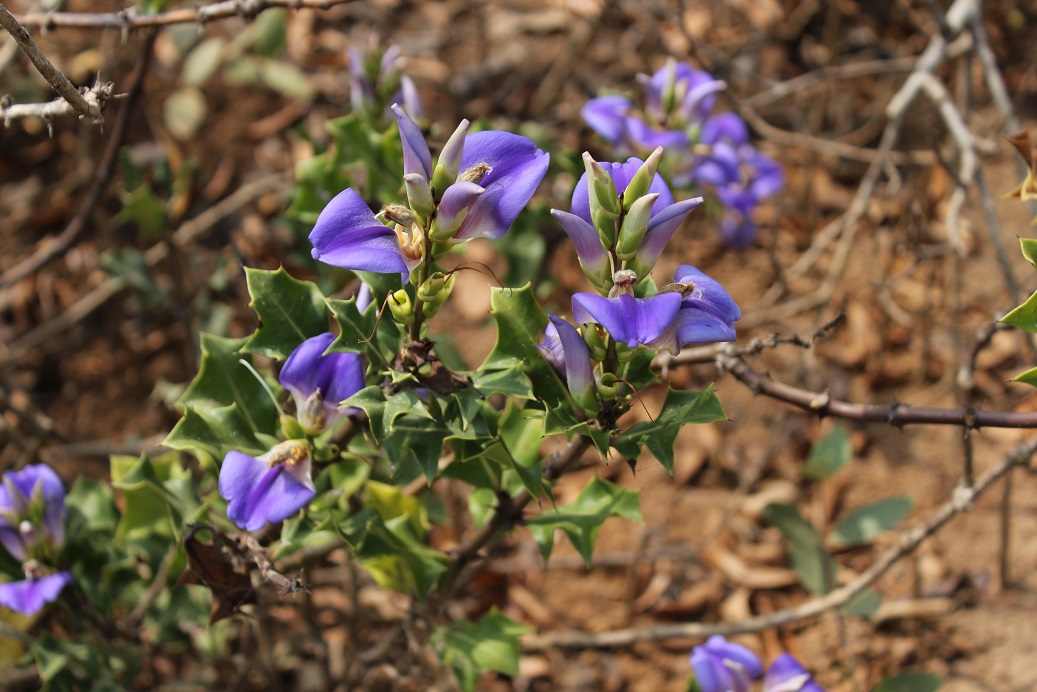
[
  {"x1": 15, "y1": 0, "x2": 356, "y2": 30},
  {"x1": 522, "y1": 436, "x2": 1037, "y2": 650},
  {"x1": 0, "y1": 2, "x2": 101, "y2": 119}
]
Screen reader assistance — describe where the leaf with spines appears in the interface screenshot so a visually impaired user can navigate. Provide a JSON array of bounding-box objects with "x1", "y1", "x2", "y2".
[
  {"x1": 526, "y1": 477, "x2": 641, "y2": 564},
  {"x1": 242, "y1": 267, "x2": 329, "y2": 359},
  {"x1": 480, "y1": 283, "x2": 581, "y2": 433},
  {"x1": 612, "y1": 386, "x2": 726, "y2": 473}
]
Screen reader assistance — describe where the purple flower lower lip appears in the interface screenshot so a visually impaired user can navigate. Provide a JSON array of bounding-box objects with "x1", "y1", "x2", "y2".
[
  {"x1": 572, "y1": 292, "x2": 682, "y2": 349},
  {"x1": 581, "y1": 95, "x2": 632, "y2": 144},
  {"x1": 645, "y1": 265, "x2": 740, "y2": 354},
  {"x1": 0, "y1": 571, "x2": 72, "y2": 615},
  {"x1": 309, "y1": 189, "x2": 409, "y2": 275},
  {"x1": 219, "y1": 443, "x2": 316, "y2": 532},
  {"x1": 763, "y1": 653, "x2": 825, "y2": 692},
  {"x1": 547, "y1": 315, "x2": 597, "y2": 413}
]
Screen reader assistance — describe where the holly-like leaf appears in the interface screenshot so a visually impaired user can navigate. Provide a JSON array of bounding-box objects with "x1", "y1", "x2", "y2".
[
  {"x1": 803, "y1": 424, "x2": 852, "y2": 481},
  {"x1": 1020, "y1": 237, "x2": 1037, "y2": 267},
  {"x1": 1001, "y1": 287, "x2": 1037, "y2": 334},
  {"x1": 481, "y1": 284, "x2": 581, "y2": 433},
  {"x1": 110, "y1": 454, "x2": 193, "y2": 544},
  {"x1": 164, "y1": 403, "x2": 271, "y2": 460},
  {"x1": 614, "y1": 386, "x2": 726, "y2": 473},
  {"x1": 431, "y1": 609, "x2": 533, "y2": 692},
  {"x1": 176, "y1": 334, "x2": 279, "y2": 438},
  {"x1": 829, "y1": 496, "x2": 913, "y2": 547},
  {"x1": 526, "y1": 476, "x2": 641, "y2": 564},
  {"x1": 342, "y1": 385, "x2": 430, "y2": 442},
  {"x1": 1010, "y1": 365, "x2": 1037, "y2": 388},
  {"x1": 766, "y1": 503, "x2": 835, "y2": 595},
  {"x1": 242, "y1": 267, "x2": 329, "y2": 359}
]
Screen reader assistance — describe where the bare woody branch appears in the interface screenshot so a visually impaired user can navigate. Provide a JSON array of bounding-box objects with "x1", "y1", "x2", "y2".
[
  {"x1": 15, "y1": 0, "x2": 356, "y2": 30},
  {"x1": 0, "y1": 2, "x2": 100, "y2": 119},
  {"x1": 522, "y1": 436, "x2": 1037, "y2": 650},
  {"x1": 0, "y1": 82, "x2": 112, "y2": 127}
]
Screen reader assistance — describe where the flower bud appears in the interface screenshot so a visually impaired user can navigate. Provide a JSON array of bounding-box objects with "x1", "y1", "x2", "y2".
[
  {"x1": 594, "y1": 207, "x2": 617, "y2": 249},
  {"x1": 616, "y1": 192, "x2": 659, "y2": 261},
  {"x1": 622, "y1": 147, "x2": 664, "y2": 210},
  {"x1": 388, "y1": 289, "x2": 415, "y2": 325},
  {"x1": 403, "y1": 173, "x2": 435, "y2": 218},
  {"x1": 431, "y1": 119, "x2": 470, "y2": 195},
  {"x1": 417, "y1": 271, "x2": 455, "y2": 318},
  {"x1": 582, "y1": 152, "x2": 620, "y2": 218},
  {"x1": 582, "y1": 324, "x2": 608, "y2": 362}
]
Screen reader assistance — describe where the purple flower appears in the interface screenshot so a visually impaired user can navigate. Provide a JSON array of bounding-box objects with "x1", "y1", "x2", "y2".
[
  {"x1": 0, "y1": 571, "x2": 73, "y2": 615},
  {"x1": 219, "y1": 441, "x2": 316, "y2": 532},
  {"x1": 0, "y1": 464, "x2": 66, "y2": 563},
  {"x1": 572, "y1": 265, "x2": 738, "y2": 354},
  {"x1": 565, "y1": 156, "x2": 701, "y2": 277},
  {"x1": 0, "y1": 464, "x2": 71, "y2": 615},
  {"x1": 310, "y1": 108, "x2": 548, "y2": 278},
  {"x1": 348, "y1": 43, "x2": 423, "y2": 120},
  {"x1": 764, "y1": 653, "x2": 825, "y2": 692},
  {"x1": 546, "y1": 316, "x2": 599, "y2": 415},
  {"x1": 645, "y1": 265, "x2": 740, "y2": 354},
  {"x1": 572, "y1": 291, "x2": 683, "y2": 350},
  {"x1": 640, "y1": 61, "x2": 726, "y2": 125},
  {"x1": 279, "y1": 333, "x2": 366, "y2": 435},
  {"x1": 580, "y1": 95, "x2": 632, "y2": 145},
  {"x1": 690, "y1": 635, "x2": 763, "y2": 692}
]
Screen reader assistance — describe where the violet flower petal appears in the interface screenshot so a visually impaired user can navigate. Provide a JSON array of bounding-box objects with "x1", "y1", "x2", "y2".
[
  {"x1": 763, "y1": 653, "x2": 825, "y2": 692},
  {"x1": 219, "y1": 450, "x2": 316, "y2": 532},
  {"x1": 279, "y1": 333, "x2": 367, "y2": 429},
  {"x1": 548, "y1": 315, "x2": 595, "y2": 403},
  {"x1": 701, "y1": 112, "x2": 749, "y2": 146},
  {"x1": 453, "y1": 131, "x2": 549, "y2": 241},
  {"x1": 635, "y1": 196, "x2": 703, "y2": 271},
  {"x1": 690, "y1": 636, "x2": 763, "y2": 692},
  {"x1": 537, "y1": 322, "x2": 566, "y2": 377},
  {"x1": 719, "y1": 214, "x2": 759, "y2": 249},
  {"x1": 0, "y1": 572, "x2": 72, "y2": 615},
  {"x1": 581, "y1": 95, "x2": 632, "y2": 144},
  {"x1": 391, "y1": 103, "x2": 432, "y2": 180},
  {"x1": 572, "y1": 292, "x2": 682, "y2": 349},
  {"x1": 436, "y1": 181, "x2": 486, "y2": 234},
  {"x1": 309, "y1": 189, "x2": 408, "y2": 274},
  {"x1": 550, "y1": 210, "x2": 609, "y2": 277},
  {"x1": 673, "y1": 265, "x2": 742, "y2": 324},
  {"x1": 623, "y1": 117, "x2": 689, "y2": 151}
]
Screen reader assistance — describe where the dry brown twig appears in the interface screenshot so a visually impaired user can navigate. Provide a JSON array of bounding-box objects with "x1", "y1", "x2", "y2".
[
  {"x1": 15, "y1": 0, "x2": 356, "y2": 30},
  {"x1": 522, "y1": 436, "x2": 1037, "y2": 650}
]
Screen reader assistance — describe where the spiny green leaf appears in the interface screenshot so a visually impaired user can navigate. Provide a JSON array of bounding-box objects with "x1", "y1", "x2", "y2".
[
  {"x1": 384, "y1": 417, "x2": 448, "y2": 483},
  {"x1": 1011, "y1": 365, "x2": 1037, "y2": 388},
  {"x1": 1001, "y1": 287, "x2": 1037, "y2": 333},
  {"x1": 1020, "y1": 237, "x2": 1037, "y2": 267},
  {"x1": 829, "y1": 496, "x2": 913, "y2": 547},
  {"x1": 164, "y1": 403, "x2": 271, "y2": 460},
  {"x1": 803, "y1": 424, "x2": 852, "y2": 481},
  {"x1": 526, "y1": 476, "x2": 641, "y2": 564},
  {"x1": 327, "y1": 296, "x2": 403, "y2": 368},
  {"x1": 765, "y1": 503, "x2": 835, "y2": 595},
  {"x1": 342, "y1": 386, "x2": 430, "y2": 442},
  {"x1": 242, "y1": 267, "x2": 329, "y2": 359},
  {"x1": 614, "y1": 386, "x2": 726, "y2": 473},
  {"x1": 177, "y1": 334, "x2": 279, "y2": 437},
  {"x1": 481, "y1": 283, "x2": 581, "y2": 433},
  {"x1": 432, "y1": 609, "x2": 533, "y2": 692}
]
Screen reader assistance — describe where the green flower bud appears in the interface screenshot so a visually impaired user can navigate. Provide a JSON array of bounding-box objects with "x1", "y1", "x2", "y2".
[
  {"x1": 582, "y1": 323, "x2": 608, "y2": 362},
  {"x1": 388, "y1": 289, "x2": 415, "y2": 325},
  {"x1": 313, "y1": 443, "x2": 341, "y2": 462},
  {"x1": 404, "y1": 173, "x2": 435, "y2": 218},
  {"x1": 583, "y1": 152, "x2": 620, "y2": 218},
  {"x1": 594, "y1": 207, "x2": 618, "y2": 249},
  {"x1": 615, "y1": 192, "x2": 659, "y2": 261},
  {"x1": 615, "y1": 341, "x2": 638, "y2": 362},
  {"x1": 431, "y1": 119, "x2": 471, "y2": 195},
  {"x1": 622, "y1": 147, "x2": 664, "y2": 210},
  {"x1": 416, "y1": 272, "x2": 455, "y2": 319}
]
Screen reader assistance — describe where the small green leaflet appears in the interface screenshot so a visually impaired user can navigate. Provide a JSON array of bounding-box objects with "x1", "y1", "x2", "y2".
[
  {"x1": 829, "y1": 496, "x2": 913, "y2": 547},
  {"x1": 431, "y1": 609, "x2": 533, "y2": 692},
  {"x1": 765, "y1": 503, "x2": 835, "y2": 595},
  {"x1": 803, "y1": 424, "x2": 852, "y2": 481},
  {"x1": 613, "y1": 386, "x2": 726, "y2": 473}
]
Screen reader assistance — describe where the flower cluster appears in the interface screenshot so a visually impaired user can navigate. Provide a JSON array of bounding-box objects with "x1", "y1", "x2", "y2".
[
  {"x1": 582, "y1": 59, "x2": 782, "y2": 248},
  {"x1": 690, "y1": 636, "x2": 824, "y2": 692},
  {"x1": 348, "y1": 41, "x2": 423, "y2": 122},
  {"x1": 0, "y1": 464, "x2": 72, "y2": 615},
  {"x1": 218, "y1": 334, "x2": 365, "y2": 531},
  {"x1": 546, "y1": 150, "x2": 740, "y2": 416},
  {"x1": 309, "y1": 105, "x2": 548, "y2": 324}
]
